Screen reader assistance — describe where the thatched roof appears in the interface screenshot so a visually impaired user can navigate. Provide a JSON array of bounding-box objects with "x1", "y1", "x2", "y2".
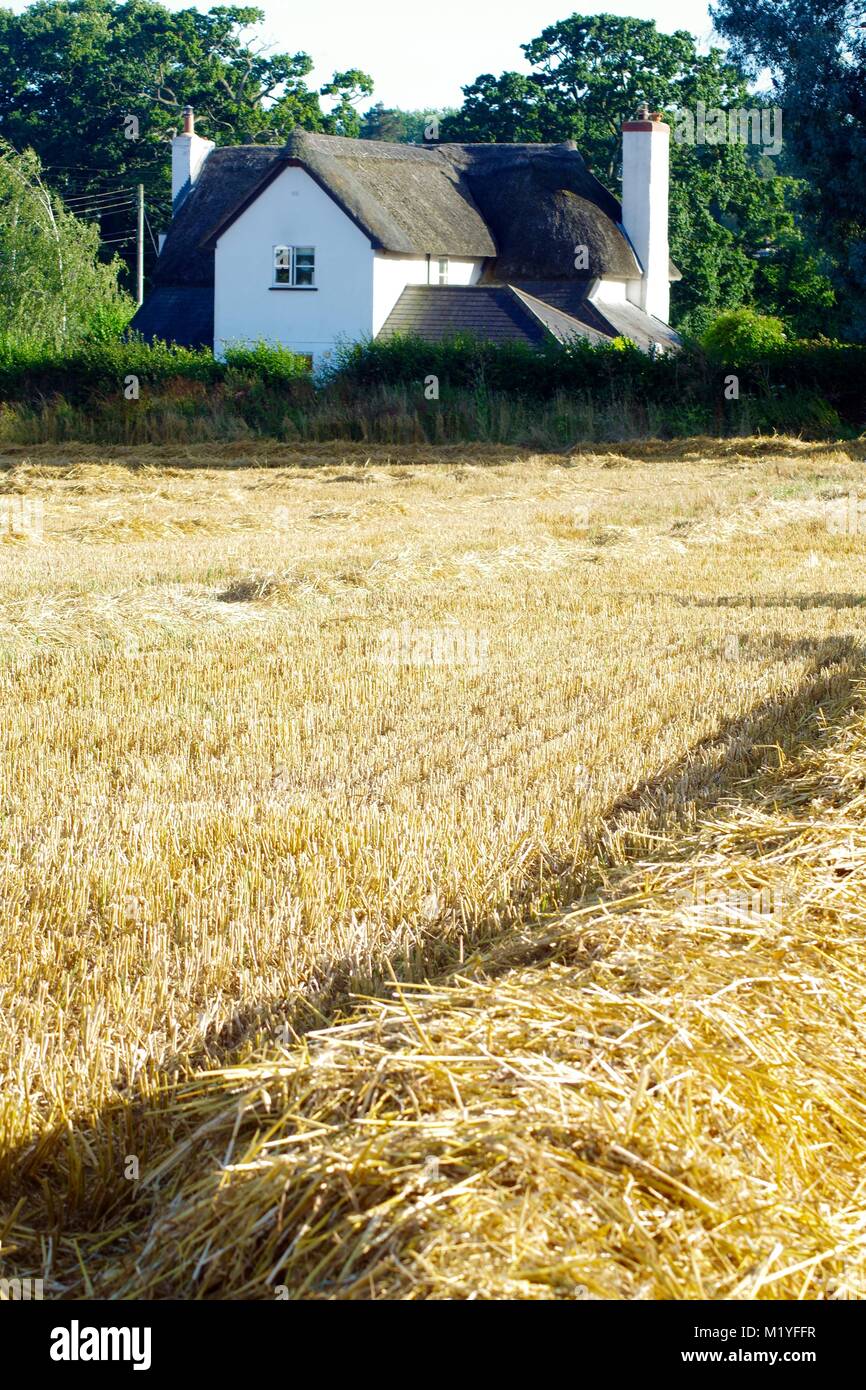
[
  {"x1": 445, "y1": 142, "x2": 640, "y2": 281},
  {"x1": 198, "y1": 131, "x2": 498, "y2": 258},
  {"x1": 131, "y1": 130, "x2": 681, "y2": 347},
  {"x1": 198, "y1": 133, "x2": 640, "y2": 270},
  {"x1": 155, "y1": 145, "x2": 283, "y2": 288},
  {"x1": 158, "y1": 132, "x2": 659, "y2": 283}
]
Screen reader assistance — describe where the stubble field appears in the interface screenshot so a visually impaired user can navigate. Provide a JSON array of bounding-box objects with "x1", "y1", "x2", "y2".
[{"x1": 2, "y1": 436, "x2": 866, "y2": 1299}]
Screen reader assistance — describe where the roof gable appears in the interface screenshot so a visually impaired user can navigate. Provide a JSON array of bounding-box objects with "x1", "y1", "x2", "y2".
[
  {"x1": 155, "y1": 130, "x2": 648, "y2": 289},
  {"x1": 155, "y1": 145, "x2": 283, "y2": 287},
  {"x1": 201, "y1": 132, "x2": 496, "y2": 258}
]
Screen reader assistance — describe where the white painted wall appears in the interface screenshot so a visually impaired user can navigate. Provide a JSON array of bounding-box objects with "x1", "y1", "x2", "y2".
[
  {"x1": 590, "y1": 277, "x2": 628, "y2": 304},
  {"x1": 621, "y1": 121, "x2": 670, "y2": 323},
  {"x1": 372, "y1": 253, "x2": 484, "y2": 336},
  {"x1": 213, "y1": 165, "x2": 375, "y2": 366}
]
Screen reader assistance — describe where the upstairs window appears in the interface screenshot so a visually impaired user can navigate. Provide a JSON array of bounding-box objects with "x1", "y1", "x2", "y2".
[
  {"x1": 437, "y1": 257, "x2": 449, "y2": 285},
  {"x1": 273, "y1": 245, "x2": 316, "y2": 287}
]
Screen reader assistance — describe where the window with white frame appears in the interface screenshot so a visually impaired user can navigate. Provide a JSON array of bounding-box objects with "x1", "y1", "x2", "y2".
[
  {"x1": 437, "y1": 257, "x2": 449, "y2": 285},
  {"x1": 273, "y1": 245, "x2": 316, "y2": 287}
]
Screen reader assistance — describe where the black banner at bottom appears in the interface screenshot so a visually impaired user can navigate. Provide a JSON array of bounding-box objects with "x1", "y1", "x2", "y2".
[{"x1": 2, "y1": 1297, "x2": 856, "y2": 1377}]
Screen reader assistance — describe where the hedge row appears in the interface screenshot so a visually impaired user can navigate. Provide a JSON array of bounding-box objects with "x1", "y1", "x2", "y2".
[
  {"x1": 0, "y1": 333, "x2": 863, "y2": 431},
  {"x1": 330, "y1": 335, "x2": 866, "y2": 424},
  {"x1": 0, "y1": 339, "x2": 310, "y2": 403}
]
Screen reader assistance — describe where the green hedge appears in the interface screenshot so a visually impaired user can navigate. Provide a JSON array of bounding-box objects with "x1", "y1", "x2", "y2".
[
  {"x1": 0, "y1": 333, "x2": 863, "y2": 438},
  {"x1": 0, "y1": 338, "x2": 311, "y2": 403},
  {"x1": 329, "y1": 334, "x2": 866, "y2": 425}
]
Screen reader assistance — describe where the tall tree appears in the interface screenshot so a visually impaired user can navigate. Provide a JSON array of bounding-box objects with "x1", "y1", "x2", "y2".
[
  {"x1": 711, "y1": 0, "x2": 866, "y2": 337},
  {"x1": 0, "y1": 1, "x2": 373, "y2": 284},
  {"x1": 441, "y1": 13, "x2": 836, "y2": 337},
  {"x1": 0, "y1": 140, "x2": 131, "y2": 345},
  {"x1": 360, "y1": 104, "x2": 458, "y2": 144}
]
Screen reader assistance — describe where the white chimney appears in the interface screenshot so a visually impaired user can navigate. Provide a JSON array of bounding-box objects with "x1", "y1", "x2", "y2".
[
  {"x1": 171, "y1": 107, "x2": 214, "y2": 213},
  {"x1": 621, "y1": 106, "x2": 670, "y2": 323}
]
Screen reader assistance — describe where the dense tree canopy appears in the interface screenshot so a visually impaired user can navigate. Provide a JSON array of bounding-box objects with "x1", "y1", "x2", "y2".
[
  {"x1": 441, "y1": 13, "x2": 837, "y2": 337},
  {"x1": 359, "y1": 104, "x2": 457, "y2": 144},
  {"x1": 711, "y1": 0, "x2": 866, "y2": 337},
  {"x1": 0, "y1": 0, "x2": 373, "y2": 280}
]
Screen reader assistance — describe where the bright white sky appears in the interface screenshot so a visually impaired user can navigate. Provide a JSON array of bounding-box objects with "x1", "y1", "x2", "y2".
[{"x1": 8, "y1": 1, "x2": 719, "y2": 110}]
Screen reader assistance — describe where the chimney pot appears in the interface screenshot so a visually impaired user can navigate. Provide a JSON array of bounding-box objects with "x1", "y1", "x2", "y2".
[{"x1": 182, "y1": 106, "x2": 194, "y2": 135}]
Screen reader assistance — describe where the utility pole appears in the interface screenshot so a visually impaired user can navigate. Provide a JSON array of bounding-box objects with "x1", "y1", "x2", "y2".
[{"x1": 136, "y1": 183, "x2": 144, "y2": 306}]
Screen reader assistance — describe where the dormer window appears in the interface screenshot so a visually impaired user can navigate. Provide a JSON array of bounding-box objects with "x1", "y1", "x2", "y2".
[
  {"x1": 437, "y1": 257, "x2": 449, "y2": 285},
  {"x1": 273, "y1": 245, "x2": 316, "y2": 287}
]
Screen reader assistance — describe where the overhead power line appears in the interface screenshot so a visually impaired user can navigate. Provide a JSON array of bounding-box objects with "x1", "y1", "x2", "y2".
[
  {"x1": 63, "y1": 187, "x2": 137, "y2": 204},
  {"x1": 67, "y1": 201, "x2": 137, "y2": 217},
  {"x1": 63, "y1": 194, "x2": 137, "y2": 206},
  {"x1": 67, "y1": 197, "x2": 136, "y2": 210},
  {"x1": 40, "y1": 156, "x2": 163, "y2": 172}
]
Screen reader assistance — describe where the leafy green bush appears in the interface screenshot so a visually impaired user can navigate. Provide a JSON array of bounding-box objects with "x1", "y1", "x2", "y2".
[
  {"x1": 331, "y1": 332, "x2": 865, "y2": 432},
  {"x1": 328, "y1": 332, "x2": 681, "y2": 402},
  {"x1": 701, "y1": 309, "x2": 788, "y2": 363},
  {"x1": 222, "y1": 340, "x2": 313, "y2": 384},
  {"x1": 0, "y1": 338, "x2": 221, "y2": 401},
  {"x1": 0, "y1": 337, "x2": 316, "y2": 404},
  {"x1": 81, "y1": 301, "x2": 138, "y2": 345}
]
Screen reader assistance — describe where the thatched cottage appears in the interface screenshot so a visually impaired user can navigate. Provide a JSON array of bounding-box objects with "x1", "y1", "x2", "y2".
[{"x1": 131, "y1": 108, "x2": 680, "y2": 365}]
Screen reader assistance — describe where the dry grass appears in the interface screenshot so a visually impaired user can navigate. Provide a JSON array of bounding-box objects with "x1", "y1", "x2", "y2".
[{"x1": 1, "y1": 435, "x2": 865, "y2": 1299}]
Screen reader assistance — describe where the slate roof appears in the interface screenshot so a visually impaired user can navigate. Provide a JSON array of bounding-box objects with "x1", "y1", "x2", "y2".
[
  {"x1": 129, "y1": 129, "x2": 681, "y2": 349},
  {"x1": 586, "y1": 297, "x2": 681, "y2": 351},
  {"x1": 128, "y1": 286, "x2": 214, "y2": 349},
  {"x1": 509, "y1": 287, "x2": 610, "y2": 346},
  {"x1": 377, "y1": 286, "x2": 550, "y2": 345},
  {"x1": 379, "y1": 285, "x2": 681, "y2": 352}
]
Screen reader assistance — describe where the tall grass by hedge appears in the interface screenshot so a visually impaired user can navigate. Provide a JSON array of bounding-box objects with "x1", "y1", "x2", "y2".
[{"x1": 0, "y1": 333, "x2": 862, "y2": 445}]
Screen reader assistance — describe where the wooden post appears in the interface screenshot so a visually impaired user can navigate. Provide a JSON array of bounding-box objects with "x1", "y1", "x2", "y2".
[{"x1": 136, "y1": 183, "x2": 144, "y2": 306}]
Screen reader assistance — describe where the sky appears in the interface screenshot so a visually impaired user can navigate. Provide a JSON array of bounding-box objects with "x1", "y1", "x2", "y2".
[
  {"x1": 7, "y1": 1, "x2": 720, "y2": 111},
  {"x1": 248, "y1": 1, "x2": 719, "y2": 109}
]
